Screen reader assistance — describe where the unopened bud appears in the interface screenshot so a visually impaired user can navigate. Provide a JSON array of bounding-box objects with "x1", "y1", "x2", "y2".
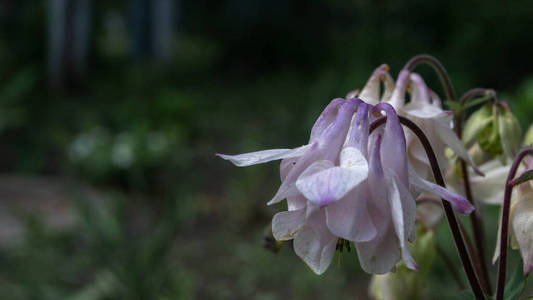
[
  {"x1": 462, "y1": 103, "x2": 493, "y2": 149},
  {"x1": 498, "y1": 103, "x2": 522, "y2": 160}
]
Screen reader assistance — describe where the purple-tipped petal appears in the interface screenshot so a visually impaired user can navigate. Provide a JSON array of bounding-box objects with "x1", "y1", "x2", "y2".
[
  {"x1": 355, "y1": 133, "x2": 405, "y2": 274},
  {"x1": 346, "y1": 101, "x2": 370, "y2": 157},
  {"x1": 217, "y1": 144, "x2": 311, "y2": 167},
  {"x1": 372, "y1": 103, "x2": 409, "y2": 186},
  {"x1": 309, "y1": 98, "x2": 345, "y2": 143},
  {"x1": 318, "y1": 98, "x2": 359, "y2": 156},
  {"x1": 409, "y1": 168, "x2": 474, "y2": 215},
  {"x1": 270, "y1": 100, "x2": 357, "y2": 206},
  {"x1": 525, "y1": 263, "x2": 533, "y2": 277}
]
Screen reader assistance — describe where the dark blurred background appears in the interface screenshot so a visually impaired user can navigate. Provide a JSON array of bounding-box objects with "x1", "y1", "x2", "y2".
[{"x1": 0, "y1": 1, "x2": 532, "y2": 299}]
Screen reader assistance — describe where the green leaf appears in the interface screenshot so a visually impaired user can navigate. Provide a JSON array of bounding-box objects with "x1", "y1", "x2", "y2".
[
  {"x1": 510, "y1": 169, "x2": 533, "y2": 187},
  {"x1": 504, "y1": 261, "x2": 527, "y2": 300},
  {"x1": 461, "y1": 290, "x2": 495, "y2": 300}
]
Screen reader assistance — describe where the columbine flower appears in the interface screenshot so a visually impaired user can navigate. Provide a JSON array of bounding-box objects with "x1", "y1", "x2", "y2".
[
  {"x1": 218, "y1": 98, "x2": 371, "y2": 274},
  {"x1": 491, "y1": 158, "x2": 533, "y2": 276},
  {"x1": 218, "y1": 95, "x2": 473, "y2": 275}
]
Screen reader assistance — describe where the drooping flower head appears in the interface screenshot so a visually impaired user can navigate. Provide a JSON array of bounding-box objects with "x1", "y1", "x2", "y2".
[{"x1": 218, "y1": 93, "x2": 473, "y2": 274}]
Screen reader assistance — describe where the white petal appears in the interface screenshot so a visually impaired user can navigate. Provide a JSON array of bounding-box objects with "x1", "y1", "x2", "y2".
[
  {"x1": 293, "y1": 210, "x2": 337, "y2": 274},
  {"x1": 340, "y1": 146, "x2": 368, "y2": 170},
  {"x1": 492, "y1": 205, "x2": 504, "y2": 264},
  {"x1": 359, "y1": 64, "x2": 389, "y2": 105},
  {"x1": 296, "y1": 160, "x2": 368, "y2": 207},
  {"x1": 404, "y1": 106, "x2": 450, "y2": 119},
  {"x1": 387, "y1": 70, "x2": 409, "y2": 110},
  {"x1": 287, "y1": 195, "x2": 307, "y2": 211},
  {"x1": 469, "y1": 161, "x2": 510, "y2": 205},
  {"x1": 409, "y1": 168, "x2": 474, "y2": 215},
  {"x1": 355, "y1": 218, "x2": 400, "y2": 274},
  {"x1": 309, "y1": 98, "x2": 345, "y2": 143},
  {"x1": 380, "y1": 72, "x2": 395, "y2": 102},
  {"x1": 435, "y1": 119, "x2": 480, "y2": 174},
  {"x1": 272, "y1": 208, "x2": 306, "y2": 241},
  {"x1": 217, "y1": 144, "x2": 311, "y2": 167},
  {"x1": 280, "y1": 156, "x2": 299, "y2": 181},
  {"x1": 388, "y1": 175, "x2": 418, "y2": 270},
  {"x1": 326, "y1": 185, "x2": 377, "y2": 242}
]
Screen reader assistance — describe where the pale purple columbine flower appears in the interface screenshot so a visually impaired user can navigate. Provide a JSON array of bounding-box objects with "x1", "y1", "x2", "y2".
[
  {"x1": 218, "y1": 98, "x2": 372, "y2": 274},
  {"x1": 218, "y1": 97, "x2": 473, "y2": 275}
]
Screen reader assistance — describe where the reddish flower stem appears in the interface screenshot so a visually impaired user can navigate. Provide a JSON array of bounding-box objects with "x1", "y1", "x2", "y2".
[
  {"x1": 370, "y1": 116, "x2": 484, "y2": 300},
  {"x1": 496, "y1": 147, "x2": 533, "y2": 300},
  {"x1": 403, "y1": 54, "x2": 456, "y2": 102}
]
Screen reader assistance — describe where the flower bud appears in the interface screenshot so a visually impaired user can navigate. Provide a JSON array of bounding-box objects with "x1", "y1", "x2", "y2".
[
  {"x1": 498, "y1": 103, "x2": 522, "y2": 160},
  {"x1": 463, "y1": 103, "x2": 521, "y2": 161},
  {"x1": 462, "y1": 104, "x2": 493, "y2": 149}
]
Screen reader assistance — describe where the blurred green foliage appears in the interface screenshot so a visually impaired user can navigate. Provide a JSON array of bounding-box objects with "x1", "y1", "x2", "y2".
[{"x1": 0, "y1": 0, "x2": 532, "y2": 299}]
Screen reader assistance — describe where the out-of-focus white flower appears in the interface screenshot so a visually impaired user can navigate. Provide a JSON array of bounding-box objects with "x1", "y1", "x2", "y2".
[{"x1": 492, "y1": 158, "x2": 533, "y2": 276}]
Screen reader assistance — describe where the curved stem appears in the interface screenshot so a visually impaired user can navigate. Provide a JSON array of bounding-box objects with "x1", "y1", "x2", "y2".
[
  {"x1": 460, "y1": 88, "x2": 496, "y2": 105},
  {"x1": 370, "y1": 116, "x2": 485, "y2": 300},
  {"x1": 403, "y1": 55, "x2": 457, "y2": 102},
  {"x1": 455, "y1": 105, "x2": 492, "y2": 295},
  {"x1": 496, "y1": 147, "x2": 533, "y2": 300}
]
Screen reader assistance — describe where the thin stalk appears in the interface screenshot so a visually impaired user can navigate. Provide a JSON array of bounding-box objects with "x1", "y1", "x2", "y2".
[
  {"x1": 459, "y1": 88, "x2": 495, "y2": 105},
  {"x1": 455, "y1": 115, "x2": 493, "y2": 295},
  {"x1": 369, "y1": 116, "x2": 485, "y2": 300},
  {"x1": 496, "y1": 147, "x2": 533, "y2": 300}
]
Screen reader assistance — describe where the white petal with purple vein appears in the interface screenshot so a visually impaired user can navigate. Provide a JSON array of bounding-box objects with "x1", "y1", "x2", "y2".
[{"x1": 217, "y1": 144, "x2": 311, "y2": 167}]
